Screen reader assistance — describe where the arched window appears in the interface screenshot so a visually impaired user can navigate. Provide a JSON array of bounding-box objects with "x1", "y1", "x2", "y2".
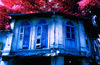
[
  {"x1": 36, "y1": 19, "x2": 48, "y2": 49},
  {"x1": 19, "y1": 21, "x2": 31, "y2": 49},
  {"x1": 66, "y1": 21, "x2": 75, "y2": 40},
  {"x1": 65, "y1": 21, "x2": 76, "y2": 49}
]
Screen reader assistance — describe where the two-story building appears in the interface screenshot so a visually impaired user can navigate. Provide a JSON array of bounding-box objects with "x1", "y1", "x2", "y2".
[
  {"x1": 0, "y1": 30, "x2": 12, "y2": 65},
  {"x1": 1, "y1": 11, "x2": 100, "y2": 65}
]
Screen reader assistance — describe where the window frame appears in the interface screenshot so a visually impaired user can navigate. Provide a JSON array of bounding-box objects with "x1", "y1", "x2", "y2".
[
  {"x1": 35, "y1": 19, "x2": 48, "y2": 49},
  {"x1": 18, "y1": 21, "x2": 31, "y2": 49},
  {"x1": 65, "y1": 21, "x2": 75, "y2": 40}
]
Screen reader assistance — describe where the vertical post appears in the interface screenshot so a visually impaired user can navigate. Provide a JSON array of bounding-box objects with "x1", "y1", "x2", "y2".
[
  {"x1": 1, "y1": 60, "x2": 8, "y2": 65},
  {"x1": 81, "y1": 59, "x2": 89, "y2": 65},
  {"x1": 8, "y1": 59, "x2": 14, "y2": 65},
  {"x1": 53, "y1": 11, "x2": 56, "y2": 48},
  {"x1": 78, "y1": 20, "x2": 81, "y2": 55},
  {"x1": 51, "y1": 56, "x2": 56, "y2": 65},
  {"x1": 56, "y1": 56, "x2": 64, "y2": 65},
  {"x1": 51, "y1": 56, "x2": 64, "y2": 65}
]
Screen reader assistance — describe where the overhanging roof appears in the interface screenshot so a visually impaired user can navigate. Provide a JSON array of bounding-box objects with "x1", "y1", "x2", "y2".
[
  {"x1": 8, "y1": 11, "x2": 99, "y2": 37},
  {"x1": 8, "y1": 11, "x2": 91, "y2": 21}
]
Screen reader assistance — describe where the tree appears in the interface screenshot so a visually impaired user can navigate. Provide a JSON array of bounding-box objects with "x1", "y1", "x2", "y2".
[{"x1": 0, "y1": 0, "x2": 99, "y2": 30}]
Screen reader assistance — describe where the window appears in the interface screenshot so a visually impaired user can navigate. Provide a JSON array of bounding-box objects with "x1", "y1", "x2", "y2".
[
  {"x1": 65, "y1": 21, "x2": 76, "y2": 49},
  {"x1": 95, "y1": 44, "x2": 99, "y2": 55},
  {"x1": 66, "y1": 21, "x2": 75, "y2": 40},
  {"x1": 86, "y1": 40, "x2": 89, "y2": 49},
  {"x1": 36, "y1": 19, "x2": 48, "y2": 49},
  {"x1": 19, "y1": 22, "x2": 31, "y2": 49}
]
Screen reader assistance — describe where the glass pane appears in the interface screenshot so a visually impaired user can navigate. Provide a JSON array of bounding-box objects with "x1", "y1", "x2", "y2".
[
  {"x1": 41, "y1": 25, "x2": 48, "y2": 48},
  {"x1": 37, "y1": 39, "x2": 40, "y2": 44},
  {"x1": 24, "y1": 40, "x2": 28, "y2": 45},
  {"x1": 71, "y1": 27, "x2": 74, "y2": 33},
  {"x1": 23, "y1": 38, "x2": 29, "y2": 49},
  {"x1": 72, "y1": 33, "x2": 75, "y2": 39},
  {"x1": 20, "y1": 34, "x2": 23, "y2": 40},
  {"x1": 86, "y1": 40, "x2": 89, "y2": 48},
  {"x1": 23, "y1": 47, "x2": 28, "y2": 49},
  {"x1": 25, "y1": 26, "x2": 30, "y2": 34},
  {"x1": 38, "y1": 19, "x2": 46, "y2": 24},
  {"x1": 23, "y1": 26, "x2": 30, "y2": 49},
  {"x1": 20, "y1": 27, "x2": 24, "y2": 33},
  {"x1": 66, "y1": 21, "x2": 74, "y2": 26},
  {"x1": 66, "y1": 26, "x2": 70, "y2": 32},
  {"x1": 21, "y1": 22, "x2": 30, "y2": 26},
  {"x1": 67, "y1": 33, "x2": 70, "y2": 38},
  {"x1": 36, "y1": 39, "x2": 41, "y2": 49},
  {"x1": 44, "y1": 25, "x2": 48, "y2": 30},
  {"x1": 36, "y1": 45, "x2": 40, "y2": 48},
  {"x1": 37, "y1": 26, "x2": 41, "y2": 35}
]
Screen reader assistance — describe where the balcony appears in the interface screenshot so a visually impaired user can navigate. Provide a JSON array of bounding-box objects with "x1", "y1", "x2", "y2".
[
  {"x1": 10, "y1": 49, "x2": 51, "y2": 56},
  {"x1": 1, "y1": 47, "x2": 90, "y2": 61},
  {"x1": 9, "y1": 48, "x2": 89, "y2": 57}
]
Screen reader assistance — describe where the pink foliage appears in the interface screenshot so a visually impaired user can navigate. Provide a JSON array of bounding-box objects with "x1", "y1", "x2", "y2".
[
  {"x1": 0, "y1": 0, "x2": 99, "y2": 30},
  {"x1": 77, "y1": 0, "x2": 99, "y2": 10}
]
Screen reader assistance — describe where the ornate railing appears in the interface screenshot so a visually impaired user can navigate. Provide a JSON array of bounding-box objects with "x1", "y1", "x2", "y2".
[
  {"x1": 11, "y1": 49, "x2": 51, "y2": 56},
  {"x1": 10, "y1": 48, "x2": 89, "y2": 57}
]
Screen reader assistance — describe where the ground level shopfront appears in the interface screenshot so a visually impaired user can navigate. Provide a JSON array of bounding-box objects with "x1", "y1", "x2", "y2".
[{"x1": 2, "y1": 55, "x2": 95, "y2": 65}]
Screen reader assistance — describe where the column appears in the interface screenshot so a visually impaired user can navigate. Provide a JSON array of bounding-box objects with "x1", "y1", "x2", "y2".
[
  {"x1": 51, "y1": 56, "x2": 64, "y2": 65},
  {"x1": 82, "y1": 59, "x2": 89, "y2": 65}
]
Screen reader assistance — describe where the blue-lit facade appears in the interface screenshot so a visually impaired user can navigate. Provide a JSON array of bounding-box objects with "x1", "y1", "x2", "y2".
[{"x1": 0, "y1": 11, "x2": 100, "y2": 65}]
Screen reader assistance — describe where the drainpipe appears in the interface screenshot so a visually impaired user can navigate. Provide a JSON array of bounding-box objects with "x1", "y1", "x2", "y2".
[
  {"x1": 50, "y1": 11, "x2": 57, "y2": 59},
  {"x1": 91, "y1": 15, "x2": 97, "y2": 26},
  {"x1": 53, "y1": 11, "x2": 56, "y2": 49},
  {"x1": 51, "y1": 11, "x2": 56, "y2": 65},
  {"x1": 78, "y1": 21, "x2": 81, "y2": 55}
]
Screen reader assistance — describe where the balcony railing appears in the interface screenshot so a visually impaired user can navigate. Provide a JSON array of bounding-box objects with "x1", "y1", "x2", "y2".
[
  {"x1": 9, "y1": 48, "x2": 89, "y2": 57},
  {"x1": 11, "y1": 49, "x2": 51, "y2": 56}
]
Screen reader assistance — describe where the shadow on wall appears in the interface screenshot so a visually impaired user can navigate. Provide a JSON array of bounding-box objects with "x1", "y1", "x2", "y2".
[{"x1": 13, "y1": 57, "x2": 51, "y2": 65}]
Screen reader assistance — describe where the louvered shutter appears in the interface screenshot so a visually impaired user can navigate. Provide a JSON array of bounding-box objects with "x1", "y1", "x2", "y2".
[{"x1": 41, "y1": 25, "x2": 48, "y2": 48}]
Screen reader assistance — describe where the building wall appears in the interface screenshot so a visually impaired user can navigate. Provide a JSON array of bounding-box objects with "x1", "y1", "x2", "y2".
[
  {"x1": 0, "y1": 32, "x2": 8, "y2": 51},
  {"x1": 78, "y1": 21, "x2": 91, "y2": 56},
  {"x1": 10, "y1": 15, "x2": 91, "y2": 56},
  {"x1": 0, "y1": 32, "x2": 13, "y2": 65},
  {"x1": 1, "y1": 15, "x2": 96, "y2": 65}
]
